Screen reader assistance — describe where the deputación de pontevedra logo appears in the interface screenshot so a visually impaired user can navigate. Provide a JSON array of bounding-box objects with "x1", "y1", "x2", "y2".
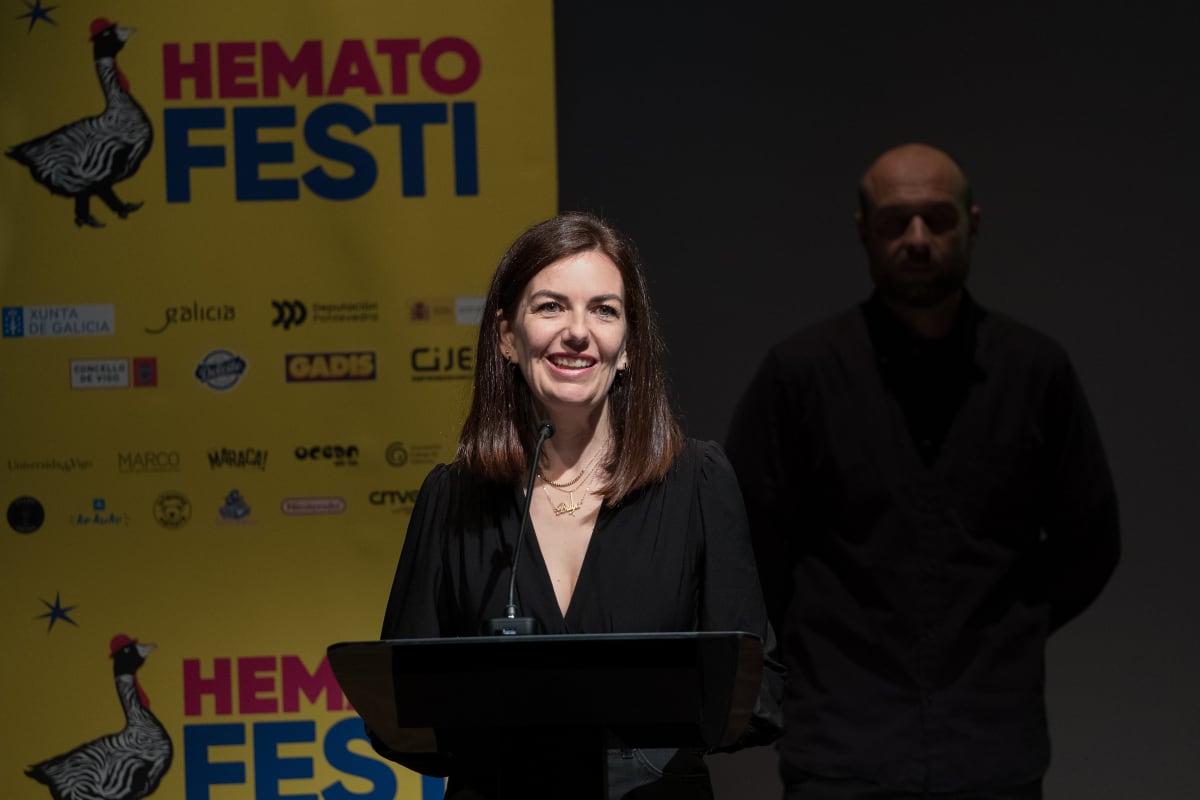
[{"x1": 271, "y1": 300, "x2": 379, "y2": 330}]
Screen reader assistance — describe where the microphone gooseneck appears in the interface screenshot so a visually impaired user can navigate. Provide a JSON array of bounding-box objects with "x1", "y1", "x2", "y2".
[
  {"x1": 505, "y1": 419, "x2": 555, "y2": 618},
  {"x1": 483, "y1": 420, "x2": 555, "y2": 635}
]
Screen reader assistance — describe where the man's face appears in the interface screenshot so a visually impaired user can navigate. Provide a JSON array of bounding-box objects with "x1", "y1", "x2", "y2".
[{"x1": 857, "y1": 149, "x2": 979, "y2": 308}]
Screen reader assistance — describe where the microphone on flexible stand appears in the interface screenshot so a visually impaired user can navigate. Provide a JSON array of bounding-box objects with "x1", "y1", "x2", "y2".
[{"x1": 483, "y1": 419, "x2": 555, "y2": 636}]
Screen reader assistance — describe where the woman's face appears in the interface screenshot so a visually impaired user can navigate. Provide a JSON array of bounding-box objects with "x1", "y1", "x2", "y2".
[{"x1": 499, "y1": 250, "x2": 628, "y2": 419}]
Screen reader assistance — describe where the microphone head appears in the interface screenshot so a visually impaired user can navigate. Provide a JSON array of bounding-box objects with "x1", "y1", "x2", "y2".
[{"x1": 539, "y1": 420, "x2": 556, "y2": 439}]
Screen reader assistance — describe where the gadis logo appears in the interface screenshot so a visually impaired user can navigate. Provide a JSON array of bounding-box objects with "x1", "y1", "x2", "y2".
[{"x1": 285, "y1": 352, "x2": 375, "y2": 382}]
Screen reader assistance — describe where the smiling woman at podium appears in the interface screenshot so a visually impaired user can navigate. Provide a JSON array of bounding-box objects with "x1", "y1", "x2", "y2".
[{"x1": 372, "y1": 212, "x2": 781, "y2": 798}]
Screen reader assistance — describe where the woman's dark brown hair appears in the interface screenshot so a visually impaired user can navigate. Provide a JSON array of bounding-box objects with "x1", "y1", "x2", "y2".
[{"x1": 457, "y1": 212, "x2": 683, "y2": 503}]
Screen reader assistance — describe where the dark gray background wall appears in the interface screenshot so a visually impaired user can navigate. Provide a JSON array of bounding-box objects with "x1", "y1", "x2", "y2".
[{"x1": 555, "y1": 2, "x2": 1198, "y2": 797}]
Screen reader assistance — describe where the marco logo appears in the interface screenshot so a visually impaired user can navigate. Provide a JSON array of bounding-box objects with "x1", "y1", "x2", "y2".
[{"x1": 272, "y1": 300, "x2": 307, "y2": 330}]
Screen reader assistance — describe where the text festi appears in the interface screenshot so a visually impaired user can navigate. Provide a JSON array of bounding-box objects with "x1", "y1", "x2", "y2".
[
  {"x1": 182, "y1": 654, "x2": 410, "y2": 800},
  {"x1": 162, "y1": 37, "x2": 481, "y2": 202}
]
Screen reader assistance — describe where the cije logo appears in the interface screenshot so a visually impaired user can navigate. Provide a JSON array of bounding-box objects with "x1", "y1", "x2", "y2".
[{"x1": 272, "y1": 300, "x2": 307, "y2": 330}]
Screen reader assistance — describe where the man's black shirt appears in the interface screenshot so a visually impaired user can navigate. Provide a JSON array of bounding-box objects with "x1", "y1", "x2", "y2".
[{"x1": 726, "y1": 296, "x2": 1119, "y2": 792}]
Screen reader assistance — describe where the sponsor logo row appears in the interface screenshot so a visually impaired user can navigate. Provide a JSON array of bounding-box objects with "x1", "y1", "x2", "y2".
[
  {"x1": 2, "y1": 298, "x2": 484, "y2": 338},
  {"x1": 63, "y1": 348, "x2": 476, "y2": 390},
  {"x1": 6, "y1": 488, "x2": 421, "y2": 533},
  {"x1": 7, "y1": 442, "x2": 441, "y2": 474}
]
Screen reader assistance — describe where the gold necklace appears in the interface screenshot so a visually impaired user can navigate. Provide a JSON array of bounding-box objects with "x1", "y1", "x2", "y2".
[
  {"x1": 540, "y1": 457, "x2": 601, "y2": 517},
  {"x1": 537, "y1": 448, "x2": 603, "y2": 490}
]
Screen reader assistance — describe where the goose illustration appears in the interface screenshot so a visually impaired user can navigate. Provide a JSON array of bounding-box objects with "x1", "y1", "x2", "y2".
[
  {"x1": 26, "y1": 634, "x2": 173, "y2": 800},
  {"x1": 6, "y1": 18, "x2": 153, "y2": 228}
]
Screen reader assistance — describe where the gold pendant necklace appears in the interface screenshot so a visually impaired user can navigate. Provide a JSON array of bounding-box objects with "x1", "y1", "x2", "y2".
[
  {"x1": 538, "y1": 448, "x2": 603, "y2": 490},
  {"x1": 540, "y1": 452, "x2": 602, "y2": 517},
  {"x1": 543, "y1": 486, "x2": 585, "y2": 517}
]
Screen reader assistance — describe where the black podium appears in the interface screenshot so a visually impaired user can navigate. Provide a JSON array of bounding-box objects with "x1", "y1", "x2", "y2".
[{"x1": 327, "y1": 631, "x2": 762, "y2": 798}]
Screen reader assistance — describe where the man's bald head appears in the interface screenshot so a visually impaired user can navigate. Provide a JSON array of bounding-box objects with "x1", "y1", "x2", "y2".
[
  {"x1": 858, "y1": 143, "x2": 973, "y2": 221},
  {"x1": 855, "y1": 143, "x2": 981, "y2": 314}
]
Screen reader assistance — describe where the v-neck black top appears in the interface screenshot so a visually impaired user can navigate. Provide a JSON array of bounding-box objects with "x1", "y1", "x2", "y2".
[
  {"x1": 725, "y1": 298, "x2": 1120, "y2": 793},
  {"x1": 376, "y1": 439, "x2": 782, "y2": 792}
]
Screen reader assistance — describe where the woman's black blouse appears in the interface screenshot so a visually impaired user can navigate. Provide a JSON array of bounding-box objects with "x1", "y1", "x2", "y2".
[{"x1": 375, "y1": 438, "x2": 782, "y2": 792}]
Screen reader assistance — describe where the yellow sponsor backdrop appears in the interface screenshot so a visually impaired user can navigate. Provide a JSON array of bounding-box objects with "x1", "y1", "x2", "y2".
[{"x1": 0, "y1": 2, "x2": 555, "y2": 798}]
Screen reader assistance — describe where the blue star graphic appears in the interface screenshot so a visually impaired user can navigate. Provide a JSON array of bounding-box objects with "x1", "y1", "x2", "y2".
[
  {"x1": 17, "y1": 0, "x2": 57, "y2": 33},
  {"x1": 37, "y1": 592, "x2": 78, "y2": 632}
]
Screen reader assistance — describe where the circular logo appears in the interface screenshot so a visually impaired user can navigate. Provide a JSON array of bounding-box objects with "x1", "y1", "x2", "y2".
[
  {"x1": 7, "y1": 495, "x2": 45, "y2": 533},
  {"x1": 385, "y1": 441, "x2": 409, "y2": 467},
  {"x1": 194, "y1": 349, "x2": 247, "y2": 391},
  {"x1": 154, "y1": 491, "x2": 191, "y2": 529}
]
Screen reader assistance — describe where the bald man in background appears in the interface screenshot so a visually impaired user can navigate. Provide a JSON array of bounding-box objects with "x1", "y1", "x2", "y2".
[{"x1": 726, "y1": 144, "x2": 1120, "y2": 799}]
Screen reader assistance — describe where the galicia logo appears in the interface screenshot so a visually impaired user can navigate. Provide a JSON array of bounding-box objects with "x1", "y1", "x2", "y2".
[
  {"x1": 195, "y1": 349, "x2": 247, "y2": 390},
  {"x1": 153, "y1": 491, "x2": 191, "y2": 529},
  {"x1": 410, "y1": 345, "x2": 474, "y2": 381},
  {"x1": 145, "y1": 303, "x2": 235, "y2": 334},
  {"x1": 7, "y1": 496, "x2": 46, "y2": 533},
  {"x1": 3, "y1": 305, "x2": 114, "y2": 338},
  {"x1": 272, "y1": 300, "x2": 307, "y2": 329},
  {"x1": 285, "y1": 352, "x2": 375, "y2": 382}
]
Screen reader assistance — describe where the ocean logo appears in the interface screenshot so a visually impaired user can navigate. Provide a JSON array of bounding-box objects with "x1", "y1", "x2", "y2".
[
  {"x1": 195, "y1": 350, "x2": 247, "y2": 390},
  {"x1": 6, "y1": 19, "x2": 153, "y2": 228},
  {"x1": 25, "y1": 635, "x2": 173, "y2": 799}
]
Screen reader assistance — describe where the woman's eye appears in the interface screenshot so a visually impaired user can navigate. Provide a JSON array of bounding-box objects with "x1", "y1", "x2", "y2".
[
  {"x1": 595, "y1": 304, "x2": 619, "y2": 318},
  {"x1": 534, "y1": 301, "x2": 561, "y2": 313}
]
